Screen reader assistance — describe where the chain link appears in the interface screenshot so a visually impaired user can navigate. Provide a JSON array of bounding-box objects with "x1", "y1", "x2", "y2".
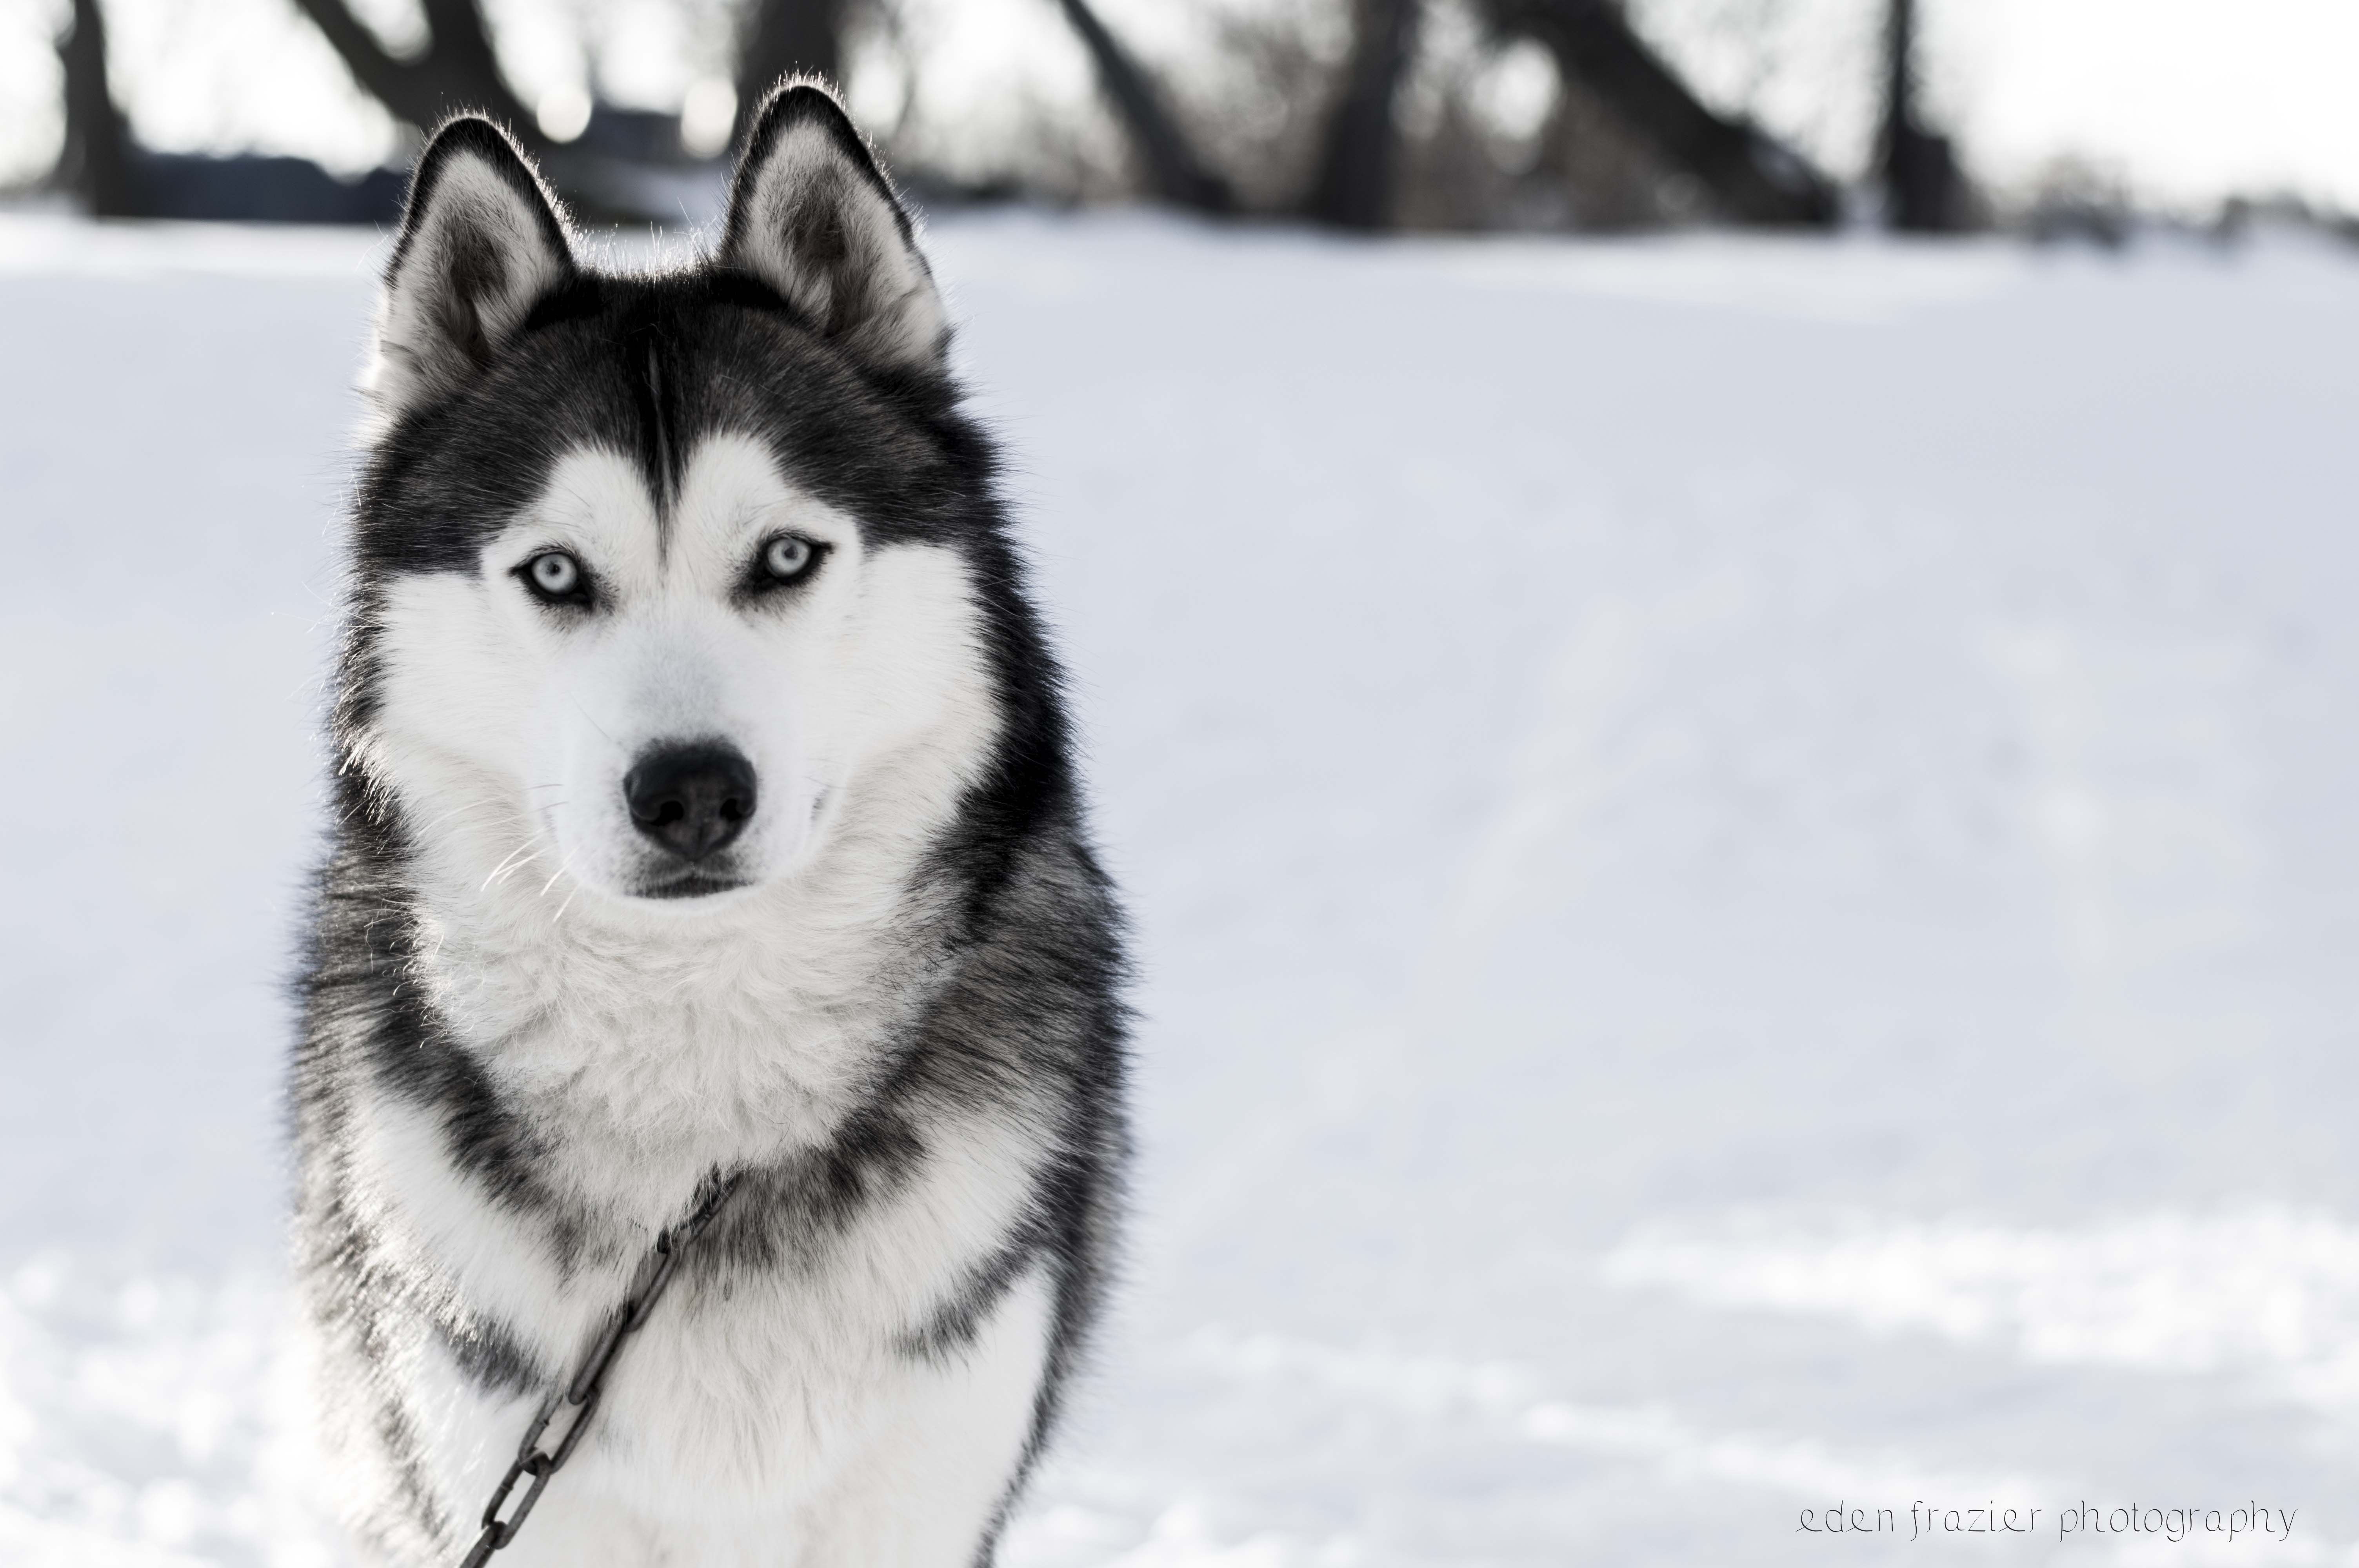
[{"x1": 455, "y1": 1173, "x2": 741, "y2": 1568}]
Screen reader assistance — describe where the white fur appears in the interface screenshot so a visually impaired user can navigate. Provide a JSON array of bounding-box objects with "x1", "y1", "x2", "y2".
[{"x1": 337, "y1": 433, "x2": 1045, "y2": 1563}]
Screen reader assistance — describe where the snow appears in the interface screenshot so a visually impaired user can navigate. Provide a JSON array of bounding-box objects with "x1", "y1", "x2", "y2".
[{"x1": 4, "y1": 211, "x2": 2358, "y2": 1565}]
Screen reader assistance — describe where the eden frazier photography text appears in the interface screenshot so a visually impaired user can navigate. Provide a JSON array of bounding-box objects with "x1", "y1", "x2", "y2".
[{"x1": 1797, "y1": 1502, "x2": 2299, "y2": 1544}]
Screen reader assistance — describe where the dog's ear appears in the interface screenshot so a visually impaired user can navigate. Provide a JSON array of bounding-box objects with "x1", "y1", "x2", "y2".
[
  {"x1": 719, "y1": 82, "x2": 947, "y2": 376},
  {"x1": 369, "y1": 117, "x2": 574, "y2": 423}
]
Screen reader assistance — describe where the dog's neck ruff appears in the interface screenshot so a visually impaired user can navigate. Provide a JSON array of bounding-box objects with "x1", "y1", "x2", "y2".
[{"x1": 389, "y1": 737, "x2": 973, "y2": 1229}]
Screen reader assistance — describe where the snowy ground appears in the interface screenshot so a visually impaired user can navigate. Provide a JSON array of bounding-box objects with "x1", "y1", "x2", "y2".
[{"x1": 4, "y1": 211, "x2": 2359, "y2": 1566}]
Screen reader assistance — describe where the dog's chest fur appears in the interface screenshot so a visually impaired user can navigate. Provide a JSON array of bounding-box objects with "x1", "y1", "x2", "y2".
[{"x1": 304, "y1": 820, "x2": 1097, "y2": 1560}]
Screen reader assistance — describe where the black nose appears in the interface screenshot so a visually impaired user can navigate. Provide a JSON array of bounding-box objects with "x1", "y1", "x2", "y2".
[{"x1": 623, "y1": 743, "x2": 757, "y2": 862}]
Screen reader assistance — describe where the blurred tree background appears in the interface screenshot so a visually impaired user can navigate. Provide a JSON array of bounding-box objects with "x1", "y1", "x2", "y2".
[{"x1": 4, "y1": 0, "x2": 2354, "y2": 236}]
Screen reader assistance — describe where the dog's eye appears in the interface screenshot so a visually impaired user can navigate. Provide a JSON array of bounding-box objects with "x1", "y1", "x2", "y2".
[
  {"x1": 516, "y1": 550, "x2": 590, "y2": 607},
  {"x1": 762, "y1": 534, "x2": 816, "y2": 583},
  {"x1": 530, "y1": 553, "x2": 579, "y2": 594},
  {"x1": 737, "y1": 533, "x2": 829, "y2": 603}
]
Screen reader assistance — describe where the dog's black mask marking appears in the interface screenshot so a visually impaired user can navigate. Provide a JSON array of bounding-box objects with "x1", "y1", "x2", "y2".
[{"x1": 358, "y1": 269, "x2": 973, "y2": 581}]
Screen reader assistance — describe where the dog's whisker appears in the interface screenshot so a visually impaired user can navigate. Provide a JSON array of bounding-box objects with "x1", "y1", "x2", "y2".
[
  {"x1": 416, "y1": 799, "x2": 511, "y2": 836},
  {"x1": 482, "y1": 840, "x2": 538, "y2": 891},
  {"x1": 569, "y1": 693, "x2": 622, "y2": 750},
  {"x1": 492, "y1": 851, "x2": 543, "y2": 889}
]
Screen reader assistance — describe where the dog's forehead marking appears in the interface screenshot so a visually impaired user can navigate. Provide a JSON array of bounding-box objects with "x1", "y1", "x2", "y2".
[
  {"x1": 535, "y1": 445, "x2": 658, "y2": 552},
  {"x1": 672, "y1": 432, "x2": 841, "y2": 553},
  {"x1": 643, "y1": 334, "x2": 676, "y2": 529}
]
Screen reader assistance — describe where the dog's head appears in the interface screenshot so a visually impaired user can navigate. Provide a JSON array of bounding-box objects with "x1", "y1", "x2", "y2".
[{"x1": 343, "y1": 87, "x2": 1022, "y2": 915}]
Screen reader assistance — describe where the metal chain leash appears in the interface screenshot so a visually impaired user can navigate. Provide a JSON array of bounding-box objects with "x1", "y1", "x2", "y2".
[{"x1": 456, "y1": 1173, "x2": 742, "y2": 1568}]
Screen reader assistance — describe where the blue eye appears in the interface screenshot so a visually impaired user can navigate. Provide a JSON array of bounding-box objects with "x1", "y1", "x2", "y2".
[
  {"x1": 763, "y1": 535, "x2": 814, "y2": 581},
  {"x1": 531, "y1": 552, "x2": 579, "y2": 594},
  {"x1": 516, "y1": 550, "x2": 591, "y2": 606}
]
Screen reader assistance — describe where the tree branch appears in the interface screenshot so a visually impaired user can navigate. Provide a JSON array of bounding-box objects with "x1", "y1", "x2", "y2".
[
  {"x1": 1482, "y1": 0, "x2": 1837, "y2": 226},
  {"x1": 287, "y1": 0, "x2": 536, "y2": 136},
  {"x1": 1054, "y1": 0, "x2": 1232, "y2": 214}
]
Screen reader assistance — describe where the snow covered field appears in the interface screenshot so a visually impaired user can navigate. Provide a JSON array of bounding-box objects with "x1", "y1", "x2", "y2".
[{"x1": 4, "y1": 211, "x2": 2358, "y2": 1566}]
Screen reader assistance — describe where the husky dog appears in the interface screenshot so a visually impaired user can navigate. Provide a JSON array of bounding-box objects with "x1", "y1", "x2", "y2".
[{"x1": 292, "y1": 85, "x2": 1127, "y2": 1567}]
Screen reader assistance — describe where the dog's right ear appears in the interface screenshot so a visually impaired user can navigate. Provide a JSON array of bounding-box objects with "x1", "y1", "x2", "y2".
[
  {"x1": 719, "y1": 83, "x2": 947, "y2": 377},
  {"x1": 368, "y1": 117, "x2": 575, "y2": 425}
]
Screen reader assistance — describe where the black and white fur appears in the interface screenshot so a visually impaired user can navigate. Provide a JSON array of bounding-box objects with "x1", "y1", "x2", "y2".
[{"x1": 292, "y1": 86, "x2": 1128, "y2": 1567}]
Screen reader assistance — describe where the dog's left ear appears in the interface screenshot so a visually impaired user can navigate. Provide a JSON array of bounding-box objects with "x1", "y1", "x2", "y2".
[{"x1": 719, "y1": 83, "x2": 948, "y2": 376}]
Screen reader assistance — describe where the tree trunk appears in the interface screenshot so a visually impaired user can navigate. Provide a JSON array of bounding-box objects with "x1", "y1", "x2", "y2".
[
  {"x1": 1878, "y1": 0, "x2": 1963, "y2": 231},
  {"x1": 1054, "y1": 0, "x2": 1233, "y2": 214},
  {"x1": 735, "y1": 0, "x2": 845, "y2": 143},
  {"x1": 1481, "y1": 0, "x2": 1837, "y2": 227},
  {"x1": 54, "y1": 0, "x2": 136, "y2": 216},
  {"x1": 417, "y1": 0, "x2": 518, "y2": 110},
  {"x1": 1305, "y1": 0, "x2": 1420, "y2": 230}
]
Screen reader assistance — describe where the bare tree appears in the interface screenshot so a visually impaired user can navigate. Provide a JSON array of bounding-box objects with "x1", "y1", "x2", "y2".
[
  {"x1": 1480, "y1": 0, "x2": 1837, "y2": 226},
  {"x1": 54, "y1": 0, "x2": 409, "y2": 221},
  {"x1": 1305, "y1": 0, "x2": 1420, "y2": 230},
  {"x1": 289, "y1": 0, "x2": 745, "y2": 217},
  {"x1": 287, "y1": 0, "x2": 538, "y2": 140},
  {"x1": 735, "y1": 0, "x2": 846, "y2": 141},
  {"x1": 1053, "y1": 0, "x2": 1233, "y2": 213},
  {"x1": 1877, "y1": 0, "x2": 1963, "y2": 230}
]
